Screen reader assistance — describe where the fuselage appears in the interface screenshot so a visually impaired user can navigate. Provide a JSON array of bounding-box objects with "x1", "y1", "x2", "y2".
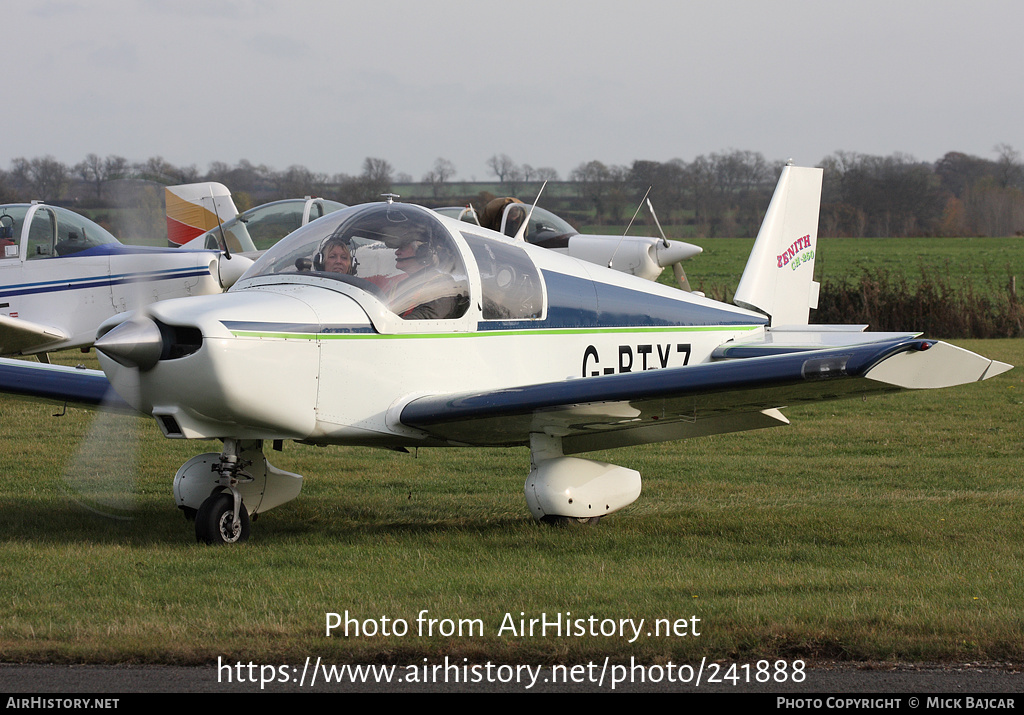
[
  {"x1": 96, "y1": 202, "x2": 767, "y2": 447},
  {"x1": 0, "y1": 203, "x2": 245, "y2": 355}
]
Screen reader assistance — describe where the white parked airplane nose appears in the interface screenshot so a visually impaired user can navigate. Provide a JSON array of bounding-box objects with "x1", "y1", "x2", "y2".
[
  {"x1": 652, "y1": 239, "x2": 701, "y2": 268},
  {"x1": 652, "y1": 240, "x2": 702, "y2": 291},
  {"x1": 215, "y1": 254, "x2": 255, "y2": 290}
]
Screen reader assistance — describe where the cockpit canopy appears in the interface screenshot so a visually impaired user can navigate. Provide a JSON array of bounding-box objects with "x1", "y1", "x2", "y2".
[
  {"x1": 0, "y1": 204, "x2": 119, "y2": 260},
  {"x1": 436, "y1": 202, "x2": 577, "y2": 247},
  {"x1": 192, "y1": 198, "x2": 348, "y2": 253},
  {"x1": 239, "y1": 203, "x2": 470, "y2": 320}
]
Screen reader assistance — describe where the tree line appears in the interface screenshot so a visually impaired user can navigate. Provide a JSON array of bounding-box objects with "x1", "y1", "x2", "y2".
[{"x1": 2, "y1": 147, "x2": 1022, "y2": 238}]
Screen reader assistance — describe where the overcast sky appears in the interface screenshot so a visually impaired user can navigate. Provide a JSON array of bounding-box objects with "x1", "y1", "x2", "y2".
[{"x1": 7, "y1": 0, "x2": 1023, "y2": 181}]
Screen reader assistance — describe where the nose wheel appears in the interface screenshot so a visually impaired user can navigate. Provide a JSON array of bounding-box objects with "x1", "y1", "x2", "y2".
[{"x1": 195, "y1": 492, "x2": 250, "y2": 545}]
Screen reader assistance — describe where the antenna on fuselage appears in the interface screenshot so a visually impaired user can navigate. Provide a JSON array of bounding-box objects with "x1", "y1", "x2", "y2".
[
  {"x1": 606, "y1": 186, "x2": 653, "y2": 270},
  {"x1": 381, "y1": 193, "x2": 401, "y2": 204},
  {"x1": 209, "y1": 186, "x2": 231, "y2": 260},
  {"x1": 513, "y1": 181, "x2": 547, "y2": 242}
]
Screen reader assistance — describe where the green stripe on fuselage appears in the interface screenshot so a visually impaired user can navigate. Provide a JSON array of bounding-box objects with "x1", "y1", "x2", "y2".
[{"x1": 227, "y1": 325, "x2": 764, "y2": 340}]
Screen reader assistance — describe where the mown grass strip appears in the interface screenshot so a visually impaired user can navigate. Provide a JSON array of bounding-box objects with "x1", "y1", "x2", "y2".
[{"x1": 0, "y1": 340, "x2": 1020, "y2": 664}]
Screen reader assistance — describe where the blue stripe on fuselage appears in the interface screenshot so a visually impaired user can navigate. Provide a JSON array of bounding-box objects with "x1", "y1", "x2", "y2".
[
  {"x1": 477, "y1": 270, "x2": 766, "y2": 331},
  {"x1": 0, "y1": 266, "x2": 212, "y2": 299},
  {"x1": 62, "y1": 244, "x2": 218, "y2": 258}
]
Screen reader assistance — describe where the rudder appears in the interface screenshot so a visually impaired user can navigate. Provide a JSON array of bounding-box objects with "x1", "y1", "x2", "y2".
[
  {"x1": 165, "y1": 182, "x2": 238, "y2": 246},
  {"x1": 734, "y1": 163, "x2": 822, "y2": 326}
]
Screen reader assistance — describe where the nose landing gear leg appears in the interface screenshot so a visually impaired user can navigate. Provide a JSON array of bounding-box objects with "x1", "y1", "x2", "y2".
[{"x1": 195, "y1": 439, "x2": 252, "y2": 545}]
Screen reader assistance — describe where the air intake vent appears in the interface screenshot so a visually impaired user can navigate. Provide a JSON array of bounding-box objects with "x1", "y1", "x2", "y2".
[
  {"x1": 154, "y1": 320, "x2": 203, "y2": 361},
  {"x1": 157, "y1": 414, "x2": 183, "y2": 437}
]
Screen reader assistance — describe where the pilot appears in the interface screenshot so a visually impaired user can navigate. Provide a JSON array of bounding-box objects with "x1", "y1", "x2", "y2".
[{"x1": 387, "y1": 235, "x2": 466, "y2": 320}]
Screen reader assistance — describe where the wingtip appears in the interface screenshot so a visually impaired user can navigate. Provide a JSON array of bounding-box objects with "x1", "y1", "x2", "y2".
[
  {"x1": 981, "y1": 360, "x2": 1014, "y2": 381},
  {"x1": 866, "y1": 342, "x2": 1013, "y2": 389}
]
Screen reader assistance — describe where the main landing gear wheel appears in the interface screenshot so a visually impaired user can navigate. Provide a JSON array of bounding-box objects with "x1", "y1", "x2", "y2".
[
  {"x1": 540, "y1": 515, "x2": 602, "y2": 526},
  {"x1": 195, "y1": 492, "x2": 250, "y2": 545}
]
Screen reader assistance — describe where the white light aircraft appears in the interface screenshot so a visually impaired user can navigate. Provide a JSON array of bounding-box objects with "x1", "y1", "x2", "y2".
[
  {"x1": 0, "y1": 164, "x2": 1011, "y2": 544},
  {"x1": 435, "y1": 198, "x2": 702, "y2": 288},
  {"x1": 0, "y1": 202, "x2": 252, "y2": 360}
]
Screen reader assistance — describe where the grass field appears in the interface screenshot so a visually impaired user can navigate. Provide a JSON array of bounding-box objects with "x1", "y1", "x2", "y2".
[
  {"x1": 668, "y1": 237, "x2": 1024, "y2": 301},
  {"x1": 0, "y1": 340, "x2": 1020, "y2": 666}
]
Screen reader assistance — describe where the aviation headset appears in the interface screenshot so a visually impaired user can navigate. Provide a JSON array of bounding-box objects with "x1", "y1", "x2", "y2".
[
  {"x1": 314, "y1": 235, "x2": 358, "y2": 274},
  {"x1": 412, "y1": 239, "x2": 437, "y2": 266}
]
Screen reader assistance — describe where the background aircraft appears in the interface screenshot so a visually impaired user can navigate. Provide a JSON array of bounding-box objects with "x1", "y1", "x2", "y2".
[
  {"x1": 0, "y1": 202, "x2": 251, "y2": 359},
  {"x1": 0, "y1": 165, "x2": 1011, "y2": 545},
  {"x1": 436, "y1": 200, "x2": 702, "y2": 288},
  {"x1": 166, "y1": 182, "x2": 347, "y2": 254},
  {"x1": 181, "y1": 197, "x2": 348, "y2": 254},
  {"x1": 164, "y1": 182, "x2": 238, "y2": 247}
]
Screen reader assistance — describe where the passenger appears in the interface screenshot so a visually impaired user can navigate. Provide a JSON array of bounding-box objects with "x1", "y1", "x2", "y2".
[
  {"x1": 323, "y1": 239, "x2": 354, "y2": 274},
  {"x1": 315, "y1": 237, "x2": 355, "y2": 274}
]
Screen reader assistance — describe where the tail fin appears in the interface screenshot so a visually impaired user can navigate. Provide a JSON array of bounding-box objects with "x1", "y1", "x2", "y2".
[
  {"x1": 165, "y1": 182, "x2": 238, "y2": 246},
  {"x1": 734, "y1": 163, "x2": 823, "y2": 327}
]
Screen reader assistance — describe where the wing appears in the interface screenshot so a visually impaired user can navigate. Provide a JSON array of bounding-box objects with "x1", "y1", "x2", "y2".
[
  {"x1": 400, "y1": 337, "x2": 1012, "y2": 454},
  {"x1": 0, "y1": 314, "x2": 69, "y2": 355},
  {"x1": 0, "y1": 357, "x2": 133, "y2": 412}
]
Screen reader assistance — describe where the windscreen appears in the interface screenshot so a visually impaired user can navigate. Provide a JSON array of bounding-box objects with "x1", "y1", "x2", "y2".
[
  {"x1": 240, "y1": 203, "x2": 469, "y2": 320},
  {"x1": 0, "y1": 204, "x2": 119, "y2": 259}
]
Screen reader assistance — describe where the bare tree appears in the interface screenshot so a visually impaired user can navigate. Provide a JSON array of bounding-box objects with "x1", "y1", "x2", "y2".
[
  {"x1": 278, "y1": 164, "x2": 329, "y2": 198},
  {"x1": 423, "y1": 157, "x2": 457, "y2": 198},
  {"x1": 141, "y1": 156, "x2": 173, "y2": 182},
  {"x1": 74, "y1": 153, "x2": 129, "y2": 202},
  {"x1": 534, "y1": 166, "x2": 560, "y2": 182},
  {"x1": 819, "y1": 151, "x2": 944, "y2": 237},
  {"x1": 570, "y1": 160, "x2": 613, "y2": 222},
  {"x1": 10, "y1": 156, "x2": 69, "y2": 201},
  {"x1": 935, "y1": 151, "x2": 994, "y2": 198},
  {"x1": 994, "y1": 143, "x2": 1023, "y2": 189},
  {"x1": 337, "y1": 157, "x2": 394, "y2": 204},
  {"x1": 486, "y1": 154, "x2": 518, "y2": 183},
  {"x1": 362, "y1": 157, "x2": 393, "y2": 198},
  {"x1": 0, "y1": 168, "x2": 12, "y2": 203}
]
